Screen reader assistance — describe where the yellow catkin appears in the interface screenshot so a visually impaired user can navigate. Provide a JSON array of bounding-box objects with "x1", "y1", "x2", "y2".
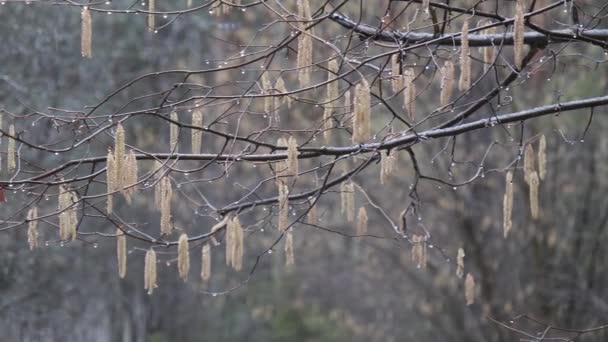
[
  {"x1": 144, "y1": 248, "x2": 158, "y2": 295},
  {"x1": 440, "y1": 60, "x2": 455, "y2": 106},
  {"x1": 278, "y1": 182, "x2": 290, "y2": 231},
  {"x1": 357, "y1": 206, "x2": 368, "y2": 237},
  {"x1": 352, "y1": 79, "x2": 371, "y2": 144},
  {"x1": 411, "y1": 234, "x2": 427, "y2": 269},
  {"x1": 159, "y1": 177, "x2": 173, "y2": 235},
  {"x1": 528, "y1": 171, "x2": 540, "y2": 219},
  {"x1": 523, "y1": 144, "x2": 535, "y2": 184},
  {"x1": 122, "y1": 150, "x2": 138, "y2": 203},
  {"x1": 403, "y1": 68, "x2": 416, "y2": 120},
  {"x1": 117, "y1": 228, "x2": 127, "y2": 279},
  {"x1": 285, "y1": 231, "x2": 295, "y2": 267},
  {"x1": 58, "y1": 186, "x2": 78, "y2": 241},
  {"x1": 81, "y1": 7, "x2": 92, "y2": 58},
  {"x1": 286, "y1": 137, "x2": 298, "y2": 178},
  {"x1": 503, "y1": 171, "x2": 514, "y2": 238},
  {"x1": 148, "y1": 0, "x2": 156, "y2": 32},
  {"x1": 340, "y1": 181, "x2": 355, "y2": 222},
  {"x1": 391, "y1": 54, "x2": 402, "y2": 92},
  {"x1": 201, "y1": 243, "x2": 211, "y2": 281},
  {"x1": 226, "y1": 217, "x2": 244, "y2": 271},
  {"x1": 380, "y1": 150, "x2": 396, "y2": 184},
  {"x1": 459, "y1": 18, "x2": 471, "y2": 91},
  {"x1": 114, "y1": 123, "x2": 125, "y2": 188},
  {"x1": 191, "y1": 109, "x2": 203, "y2": 154},
  {"x1": 7, "y1": 124, "x2": 16, "y2": 172},
  {"x1": 27, "y1": 207, "x2": 39, "y2": 250},
  {"x1": 170, "y1": 111, "x2": 179, "y2": 152},
  {"x1": 261, "y1": 72, "x2": 273, "y2": 114},
  {"x1": 538, "y1": 135, "x2": 547, "y2": 180},
  {"x1": 275, "y1": 76, "x2": 292, "y2": 109},
  {"x1": 514, "y1": 0, "x2": 526, "y2": 69},
  {"x1": 465, "y1": 273, "x2": 475, "y2": 305},
  {"x1": 456, "y1": 248, "x2": 465, "y2": 279},
  {"x1": 178, "y1": 233, "x2": 190, "y2": 281},
  {"x1": 297, "y1": 34, "x2": 312, "y2": 88},
  {"x1": 106, "y1": 150, "x2": 116, "y2": 214}
]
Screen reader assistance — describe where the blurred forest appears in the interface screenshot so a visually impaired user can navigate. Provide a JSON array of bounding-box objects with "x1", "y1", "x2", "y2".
[{"x1": 1, "y1": 0, "x2": 608, "y2": 341}]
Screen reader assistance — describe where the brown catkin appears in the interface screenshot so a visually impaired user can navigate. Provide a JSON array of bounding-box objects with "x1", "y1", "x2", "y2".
[
  {"x1": 116, "y1": 228, "x2": 127, "y2": 279},
  {"x1": 159, "y1": 177, "x2": 173, "y2": 235},
  {"x1": 191, "y1": 109, "x2": 203, "y2": 154},
  {"x1": 514, "y1": 0, "x2": 526, "y2": 69},
  {"x1": 459, "y1": 18, "x2": 471, "y2": 91},
  {"x1": 340, "y1": 181, "x2": 355, "y2": 222},
  {"x1": 403, "y1": 68, "x2": 416, "y2": 120},
  {"x1": 352, "y1": 79, "x2": 371, "y2": 144},
  {"x1": 170, "y1": 111, "x2": 179, "y2": 152},
  {"x1": 391, "y1": 54, "x2": 402, "y2": 92},
  {"x1": 357, "y1": 206, "x2": 368, "y2": 237},
  {"x1": 27, "y1": 207, "x2": 39, "y2": 250},
  {"x1": 58, "y1": 185, "x2": 78, "y2": 241},
  {"x1": 286, "y1": 137, "x2": 299, "y2": 178},
  {"x1": 503, "y1": 171, "x2": 514, "y2": 238},
  {"x1": 148, "y1": 0, "x2": 156, "y2": 32},
  {"x1": 297, "y1": 34, "x2": 312, "y2": 88},
  {"x1": 456, "y1": 248, "x2": 465, "y2": 279},
  {"x1": 121, "y1": 150, "x2": 138, "y2": 203},
  {"x1": 440, "y1": 60, "x2": 455, "y2": 106},
  {"x1": 465, "y1": 273, "x2": 475, "y2": 305},
  {"x1": 81, "y1": 7, "x2": 92, "y2": 58},
  {"x1": 114, "y1": 123, "x2": 126, "y2": 188},
  {"x1": 411, "y1": 234, "x2": 427, "y2": 269},
  {"x1": 380, "y1": 150, "x2": 396, "y2": 184},
  {"x1": 528, "y1": 171, "x2": 540, "y2": 219},
  {"x1": 523, "y1": 144, "x2": 535, "y2": 184},
  {"x1": 538, "y1": 135, "x2": 547, "y2": 180},
  {"x1": 106, "y1": 150, "x2": 116, "y2": 214},
  {"x1": 226, "y1": 217, "x2": 244, "y2": 271},
  {"x1": 201, "y1": 243, "x2": 211, "y2": 281},
  {"x1": 144, "y1": 248, "x2": 158, "y2": 295},
  {"x1": 7, "y1": 124, "x2": 16, "y2": 172},
  {"x1": 178, "y1": 233, "x2": 190, "y2": 281},
  {"x1": 285, "y1": 231, "x2": 295, "y2": 267},
  {"x1": 278, "y1": 182, "x2": 290, "y2": 231}
]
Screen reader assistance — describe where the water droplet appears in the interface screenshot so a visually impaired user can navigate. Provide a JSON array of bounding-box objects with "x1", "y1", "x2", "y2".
[
  {"x1": 268, "y1": 250, "x2": 273, "y2": 254},
  {"x1": 93, "y1": 243, "x2": 99, "y2": 248}
]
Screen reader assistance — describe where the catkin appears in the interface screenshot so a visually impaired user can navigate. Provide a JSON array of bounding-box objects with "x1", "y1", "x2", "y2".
[
  {"x1": 148, "y1": 0, "x2": 156, "y2": 32},
  {"x1": 307, "y1": 201, "x2": 317, "y2": 225},
  {"x1": 261, "y1": 72, "x2": 273, "y2": 114},
  {"x1": 357, "y1": 206, "x2": 368, "y2": 237},
  {"x1": 58, "y1": 186, "x2": 78, "y2": 241},
  {"x1": 297, "y1": 0, "x2": 311, "y2": 26},
  {"x1": 327, "y1": 59, "x2": 339, "y2": 101},
  {"x1": 122, "y1": 150, "x2": 138, "y2": 203},
  {"x1": 297, "y1": 34, "x2": 312, "y2": 88},
  {"x1": 459, "y1": 18, "x2": 471, "y2": 91},
  {"x1": 285, "y1": 231, "x2": 295, "y2": 267},
  {"x1": 352, "y1": 79, "x2": 371, "y2": 144},
  {"x1": 117, "y1": 228, "x2": 127, "y2": 278},
  {"x1": 528, "y1": 171, "x2": 540, "y2": 219},
  {"x1": 7, "y1": 124, "x2": 16, "y2": 172},
  {"x1": 158, "y1": 177, "x2": 173, "y2": 235},
  {"x1": 275, "y1": 76, "x2": 292, "y2": 109},
  {"x1": 170, "y1": 111, "x2": 179, "y2": 152},
  {"x1": 465, "y1": 273, "x2": 475, "y2": 305},
  {"x1": 81, "y1": 7, "x2": 92, "y2": 58},
  {"x1": 27, "y1": 207, "x2": 39, "y2": 250},
  {"x1": 191, "y1": 109, "x2": 203, "y2": 154},
  {"x1": 403, "y1": 68, "x2": 416, "y2": 120},
  {"x1": 391, "y1": 54, "x2": 402, "y2": 92},
  {"x1": 440, "y1": 60, "x2": 455, "y2": 106},
  {"x1": 481, "y1": 21, "x2": 497, "y2": 70},
  {"x1": 144, "y1": 248, "x2": 158, "y2": 295},
  {"x1": 340, "y1": 181, "x2": 355, "y2": 222},
  {"x1": 178, "y1": 233, "x2": 190, "y2": 281},
  {"x1": 201, "y1": 243, "x2": 211, "y2": 281},
  {"x1": 226, "y1": 217, "x2": 244, "y2": 271},
  {"x1": 411, "y1": 234, "x2": 427, "y2": 269},
  {"x1": 278, "y1": 182, "x2": 290, "y2": 231},
  {"x1": 380, "y1": 150, "x2": 396, "y2": 184},
  {"x1": 514, "y1": 0, "x2": 526, "y2": 69},
  {"x1": 456, "y1": 248, "x2": 465, "y2": 279},
  {"x1": 106, "y1": 151, "x2": 116, "y2": 214},
  {"x1": 523, "y1": 144, "x2": 535, "y2": 184},
  {"x1": 286, "y1": 137, "x2": 298, "y2": 178},
  {"x1": 114, "y1": 124, "x2": 126, "y2": 187},
  {"x1": 503, "y1": 171, "x2": 514, "y2": 238},
  {"x1": 538, "y1": 135, "x2": 547, "y2": 180}
]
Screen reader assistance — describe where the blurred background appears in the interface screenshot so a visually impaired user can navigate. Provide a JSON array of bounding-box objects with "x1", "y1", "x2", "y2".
[{"x1": 1, "y1": 0, "x2": 608, "y2": 341}]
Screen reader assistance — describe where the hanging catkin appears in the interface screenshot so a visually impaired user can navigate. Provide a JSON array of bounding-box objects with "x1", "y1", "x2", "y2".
[
  {"x1": 327, "y1": 59, "x2": 340, "y2": 102},
  {"x1": 148, "y1": 0, "x2": 156, "y2": 32},
  {"x1": 391, "y1": 54, "x2": 403, "y2": 92},
  {"x1": 158, "y1": 177, "x2": 173, "y2": 235},
  {"x1": 440, "y1": 60, "x2": 455, "y2": 106},
  {"x1": 201, "y1": 243, "x2": 211, "y2": 281},
  {"x1": 278, "y1": 182, "x2": 290, "y2": 231},
  {"x1": 286, "y1": 137, "x2": 299, "y2": 178},
  {"x1": 380, "y1": 150, "x2": 396, "y2": 184},
  {"x1": 503, "y1": 171, "x2": 514, "y2": 238},
  {"x1": 121, "y1": 150, "x2": 138, "y2": 203},
  {"x1": 340, "y1": 181, "x2": 355, "y2": 222},
  {"x1": 528, "y1": 171, "x2": 540, "y2": 219},
  {"x1": 261, "y1": 72, "x2": 273, "y2": 114},
  {"x1": 58, "y1": 186, "x2": 78, "y2": 241},
  {"x1": 459, "y1": 18, "x2": 471, "y2": 91},
  {"x1": 514, "y1": 0, "x2": 526, "y2": 69},
  {"x1": 170, "y1": 111, "x2": 179, "y2": 152},
  {"x1": 81, "y1": 7, "x2": 92, "y2": 58},
  {"x1": 538, "y1": 135, "x2": 547, "y2": 180},
  {"x1": 27, "y1": 207, "x2": 39, "y2": 250},
  {"x1": 403, "y1": 68, "x2": 416, "y2": 120},
  {"x1": 480, "y1": 21, "x2": 497, "y2": 70},
  {"x1": 7, "y1": 124, "x2": 16, "y2": 172},
  {"x1": 523, "y1": 144, "x2": 535, "y2": 184},
  {"x1": 285, "y1": 231, "x2": 295, "y2": 267},
  {"x1": 191, "y1": 109, "x2": 203, "y2": 154},
  {"x1": 411, "y1": 234, "x2": 427, "y2": 269},
  {"x1": 106, "y1": 151, "x2": 116, "y2": 214},
  {"x1": 114, "y1": 123, "x2": 126, "y2": 187},
  {"x1": 225, "y1": 216, "x2": 244, "y2": 271},
  {"x1": 352, "y1": 79, "x2": 371, "y2": 144},
  {"x1": 456, "y1": 248, "x2": 465, "y2": 278},
  {"x1": 357, "y1": 206, "x2": 368, "y2": 237},
  {"x1": 116, "y1": 228, "x2": 127, "y2": 279},
  {"x1": 297, "y1": 34, "x2": 312, "y2": 88},
  {"x1": 144, "y1": 248, "x2": 158, "y2": 295},
  {"x1": 465, "y1": 273, "x2": 475, "y2": 305},
  {"x1": 178, "y1": 233, "x2": 190, "y2": 281},
  {"x1": 307, "y1": 201, "x2": 317, "y2": 225},
  {"x1": 275, "y1": 76, "x2": 292, "y2": 109}
]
